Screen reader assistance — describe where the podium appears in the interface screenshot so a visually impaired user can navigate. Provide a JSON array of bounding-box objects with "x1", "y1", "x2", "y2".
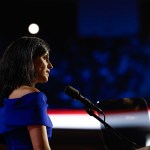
[{"x1": 136, "y1": 146, "x2": 150, "y2": 150}]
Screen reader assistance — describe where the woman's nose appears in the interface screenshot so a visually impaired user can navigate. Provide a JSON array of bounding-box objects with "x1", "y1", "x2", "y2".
[{"x1": 48, "y1": 61, "x2": 53, "y2": 69}]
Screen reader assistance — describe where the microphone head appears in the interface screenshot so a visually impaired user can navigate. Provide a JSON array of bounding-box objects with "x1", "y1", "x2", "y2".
[{"x1": 64, "y1": 85, "x2": 80, "y2": 99}]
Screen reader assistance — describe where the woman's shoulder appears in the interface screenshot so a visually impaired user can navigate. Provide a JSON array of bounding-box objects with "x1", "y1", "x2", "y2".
[
  {"x1": 8, "y1": 85, "x2": 40, "y2": 99},
  {"x1": 5, "y1": 86, "x2": 47, "y2": 105}
]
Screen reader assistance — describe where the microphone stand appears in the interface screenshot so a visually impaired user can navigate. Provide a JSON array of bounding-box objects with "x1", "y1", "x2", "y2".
[{"x1": 85, "y1": 106, "x2": 140, "y2": 150}]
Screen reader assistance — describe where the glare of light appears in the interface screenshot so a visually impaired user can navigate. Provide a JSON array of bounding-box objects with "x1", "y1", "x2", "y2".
[
  {"x1": 49, "y1": 114, "x2": 101, "y2": 129},
  {"x1": 28, "y1": 23, "x2": 39, "y2": 34},
  {"x1": 48, "y1": 109, "x2": 150, "y2": 129},
  {"x1": 146, "y1": 134, "x2": 150, "y2": 146}
]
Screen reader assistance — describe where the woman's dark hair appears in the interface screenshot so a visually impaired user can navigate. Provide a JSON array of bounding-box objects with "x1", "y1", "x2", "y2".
[{"x1": 0, "y1": 36, "x2": 51, "y2": 105}]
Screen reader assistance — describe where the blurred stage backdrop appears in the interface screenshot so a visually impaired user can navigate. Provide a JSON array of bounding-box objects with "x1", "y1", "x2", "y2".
[{"x1": 1, "y1": 0, "x2": 150, "y2": 149}]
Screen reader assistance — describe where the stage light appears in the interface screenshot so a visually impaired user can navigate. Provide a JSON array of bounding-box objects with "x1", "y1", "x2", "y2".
[{"x1": 28, "y1": 23, "x2": 39, "y2": 34}]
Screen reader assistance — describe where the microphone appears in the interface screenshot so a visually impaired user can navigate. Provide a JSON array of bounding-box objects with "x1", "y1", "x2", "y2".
[{"x1": 64, "y1": 85, "x2": 103, "y2": 114}]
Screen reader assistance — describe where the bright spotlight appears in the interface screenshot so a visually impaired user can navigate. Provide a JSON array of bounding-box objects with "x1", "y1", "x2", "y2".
[{"x1": 28, "y1": 23, "x2": 39, "y2": 34}]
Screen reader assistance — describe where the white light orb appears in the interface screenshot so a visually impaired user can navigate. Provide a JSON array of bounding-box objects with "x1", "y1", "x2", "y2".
[{"x1": 28, "y1": 23, "x2": 39, "y2": 34}]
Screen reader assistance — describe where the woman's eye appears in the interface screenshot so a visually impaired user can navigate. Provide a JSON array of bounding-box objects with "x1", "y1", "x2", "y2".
[
  {"x1": 44, "y1": 56, "x2": 49, "y2": 62},
  {"x1": 43, "y1": 56, "x2": 47, "y2": 60}
]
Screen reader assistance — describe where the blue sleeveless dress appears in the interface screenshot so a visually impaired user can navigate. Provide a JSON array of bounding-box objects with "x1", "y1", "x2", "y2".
[{"x1": 0, "y1": 92, "x2": 53, "y2": 150}]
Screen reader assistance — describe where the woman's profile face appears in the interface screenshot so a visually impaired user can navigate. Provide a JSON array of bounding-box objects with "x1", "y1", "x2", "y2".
[{"x1": 33, "y1": 51, "x2": 53, "y2": 84}]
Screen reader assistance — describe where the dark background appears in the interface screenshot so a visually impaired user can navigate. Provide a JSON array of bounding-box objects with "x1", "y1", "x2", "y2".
[
  {"x1": 0, "y1": 0, "x2": 149, "y2": 109},
  {"x1": 0, "y1": 0, "x2": 150, "y2": 149}
]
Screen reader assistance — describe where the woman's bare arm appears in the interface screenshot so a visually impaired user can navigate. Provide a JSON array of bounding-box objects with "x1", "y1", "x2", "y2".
[{"x1": 28, "y1": 125, "x2": 51, "y2": 150}]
